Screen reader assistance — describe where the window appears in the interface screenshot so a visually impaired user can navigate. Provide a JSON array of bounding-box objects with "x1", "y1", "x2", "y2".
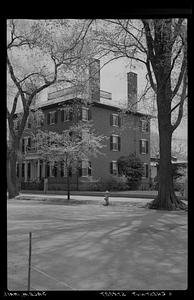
[
  {"x1": 52, "y1": 163, "x2": 57, "y2": 177},
  {"x1": 110, "y1": 114, "x2": 120, "y2": 127},
  {"x1": 81, "y1": 107, "x2": 91, "y2": 121},
  {"x1": 27, "y1": 137, "x2": 31, "y2": 151},
  {"x1": 61, "y1": 109, "x2": 72, "y2": 122},
  {"x1": 47, "y1": 111, "x2": 57, "y2": 125},
  {"x1": 141, "y1": 119, "x2": 149, "y2": 132},
  {"x1": 110, "y1": 161, "x2": 118, "y2": 175},
  {"x1": 143, "y1": 163, "x2": 149, "y2": 178},
  {"x1": 81, "y1": 160, "x2": 91, "y2": 177},
  {"x1": 140, "y1": 139, "x2": 149, "y2": 154},
  {"x1": 110, "y1": 135, "x2": 121, "y2": 151},
  {"x1": 22, "y1": 137, "x2": 31, "y2": 153}
]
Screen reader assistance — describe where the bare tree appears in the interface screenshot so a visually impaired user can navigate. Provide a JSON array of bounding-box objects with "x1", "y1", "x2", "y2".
[
  {"x1": 92, "y1": 18, "x2": 187, "y2": 210},
  {"x1": 7, "y1": 19, "x2": 93, "y2": 198}
]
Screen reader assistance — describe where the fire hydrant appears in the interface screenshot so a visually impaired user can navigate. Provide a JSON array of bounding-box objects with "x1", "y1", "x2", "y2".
[{"x1": 103, "y1": 190, "x2": 110, "y2": 206}]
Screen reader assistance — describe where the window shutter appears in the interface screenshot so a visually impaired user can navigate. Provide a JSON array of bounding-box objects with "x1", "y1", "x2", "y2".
[
  {"x1": 118, "y1": 136, "x2": 121, "y2": 151},
  {"x1": 61, "y1": 110, "x2": 64, "y2": 122},
  {"x1": 146, "y1": 121, "x2": 149, "y2": 132},
  {"x1": 47, "y1": 113, "x2": 50, "y2": 125},
  {"x1": 55, "y1": 111, "x2": 58, "y2": 124},
  {"x1": 78, "y1": 167, "x2": 82, "y2": 177},
  {"x1": 118, "y1": 116, "x2": 121, "y2": 127},
  {"x1": 28, "y1": 137, "x2": 31, "y2": 149},
  {"x1": 146, "y1": 164, "x2": 149, "y2": 178},
  {"x1": 146, "y1": 140, "x2": 149, "y2": 154},
  {"x1": 110, "y1": 162, "x2": 113, "y2": 174},
  {"x1": 139, "y1": 140, "x2": 142, "y2": 154},
  {"x1": 88, "y1": 161, "x2": 92, "y2": 176},
  {"x1": 110, "y1": 136, "x2": 113, "y2": 150},
  {"x1": 110, "y1": 114, "x2": 113, "y2": 126},
  {"x1": 69, "y1": 111, "x2": 73, "y2": 121},
  {"x1": 22, "y1": 139, "x2": 25, "y2": 153},
  {"x1": 88, "y1": 109, "x2": 92, "y2": 120}
]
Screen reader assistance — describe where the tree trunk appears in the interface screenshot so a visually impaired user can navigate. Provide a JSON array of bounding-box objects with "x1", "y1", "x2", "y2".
[
  {"x1": 148, "y1": 90, "x2": 187, "y2": 210},
  {"x1": 7, "y1": 149, "x2": 19, "y2": 199},
  {"x1": 67, "y1": 169, "x2": 70, "y2": 200}
]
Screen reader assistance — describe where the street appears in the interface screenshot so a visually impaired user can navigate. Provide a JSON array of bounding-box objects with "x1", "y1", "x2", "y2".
[{"x1": 7, "y1": 198, "x2": 187, "y2": 291}]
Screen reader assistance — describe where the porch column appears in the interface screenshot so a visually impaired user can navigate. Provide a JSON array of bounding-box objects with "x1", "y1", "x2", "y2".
[
  {"x1": 30, "y1": 161, "x2": 33, "y2": 181},
  {"x1": 37, "y1": 159, "x2": 40, "y2": 180},
  {"x1": 42, "y1": 161, "x2": 45, "y2": 178},
  {"x1": 24, "y1": 161, "x2": 28, "y2": 182}
]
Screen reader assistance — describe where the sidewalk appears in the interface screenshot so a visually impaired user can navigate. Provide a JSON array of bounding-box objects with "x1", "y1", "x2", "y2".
[
  {"x1": 16, "y1": 189, "x2": 185, "y2": 202},
  {"x1": 13, "y1": 191, "x2": 186, "y2": 207}
]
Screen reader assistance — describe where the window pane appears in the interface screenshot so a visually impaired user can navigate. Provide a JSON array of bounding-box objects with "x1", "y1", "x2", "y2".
[
  {"x1": 113, "y1": 115, "x2": 119, "y2": 126},
  {"x1": 82, "y1": 108, "x2": 88, "y2": 121}
]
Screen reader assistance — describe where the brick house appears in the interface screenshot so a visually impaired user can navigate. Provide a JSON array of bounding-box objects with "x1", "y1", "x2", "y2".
[{"x1": 16, "y1": 60, "x2": 151, "y2": 191}]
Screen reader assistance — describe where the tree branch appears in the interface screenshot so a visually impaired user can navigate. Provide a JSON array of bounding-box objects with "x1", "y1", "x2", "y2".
[
  {"x1": 146, "y1": 59, "x2": 157, "y2": 92},
  {"x1": 7, "y1": 55, "x2": 26, "y2": 109},
  {"x1": 141, "y1": 20, "x2": 156, "y2": 66},
  {"x1": 171, "y1": 71, "x2": 187, "y2": 132},
  {"x1": 10, "y1": 91, "x2": 20, "y2": 117},
  {"x1": 171, "y1": 51, "x2": 187, "y2": 100}
]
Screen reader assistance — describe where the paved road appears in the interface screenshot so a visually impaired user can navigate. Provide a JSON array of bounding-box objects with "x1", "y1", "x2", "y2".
[{"x1": 7, "y1": 199, "x2": 187, "y2": 291}]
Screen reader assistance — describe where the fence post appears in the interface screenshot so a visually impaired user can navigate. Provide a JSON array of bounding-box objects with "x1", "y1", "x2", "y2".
[{"x1": 27, "y1": 232, "x2": 32, "y2": 291}]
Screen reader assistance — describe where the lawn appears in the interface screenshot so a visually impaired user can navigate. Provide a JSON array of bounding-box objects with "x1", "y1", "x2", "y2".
[{"x1": 7, "y1": 199, "x2": 187, "y2": 291}]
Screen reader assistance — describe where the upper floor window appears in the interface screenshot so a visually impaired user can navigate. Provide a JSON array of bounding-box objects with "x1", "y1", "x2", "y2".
[
  {"x1": 47, "y1": 111, "x2": 57, "y2": 125},
  {"x1": 22, "y1": 137, "x2": 32, "y2": 153},
  {"x1": 110, "y1": 135, "x2": 121, "y2": 151},
  {"x1": 141, "y1": 119, "x2": 149, "y2": 132},
  {"x1": 82, "y1": 107, "x2": 89, "y2": 121},
  {"x1": 110, "y1": 114, "x2": 121, "y2": 127},
  {"x1": 81, "y1": 107, "x2": 92, "y2": 121},
  {"x1": 61, "y1": 109, "x2": 73, "y2": 122},
  {"x1": 110, "y1": 161, "x2": 118, "y2": 175},
  {"x1": 140, "y1": 139, "x2": 149, "y2": 154}
]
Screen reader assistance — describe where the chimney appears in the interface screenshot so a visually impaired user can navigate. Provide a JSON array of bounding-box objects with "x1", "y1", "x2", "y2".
[
  {"x1": 127, "y1": 72, "x2": 137, "y2": 111},
  {"x1": 89, "y1": 59, "x2": 100, "y2": 102}
]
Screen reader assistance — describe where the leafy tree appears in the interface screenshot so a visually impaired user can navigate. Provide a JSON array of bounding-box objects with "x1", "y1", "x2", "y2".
[
  {"x1": 118, "y1": 154, "x2": 144, "y2": 189},
  {"x1": 36, "y1": 122, "x2": 107, "y2": 199},
  {"x1": 93, "y1": 19, "x2": 187, "y2": 210},
  {"x1": 7, "y1": 19, "x2": 93, "y2": 198}
]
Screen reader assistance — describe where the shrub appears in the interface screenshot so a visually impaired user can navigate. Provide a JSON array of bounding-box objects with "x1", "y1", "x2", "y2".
[
  {"x1": 89, "y1": 176, "x2": 129, "y2": 191},
  {"x1": 118, "y1": 154, "x2": 144, "y2": 188}
]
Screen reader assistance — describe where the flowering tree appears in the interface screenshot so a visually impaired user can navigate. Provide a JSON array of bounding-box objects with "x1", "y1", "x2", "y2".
[{"x1": 36, "y1": 122, "x2": 107, "y2": 199}]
